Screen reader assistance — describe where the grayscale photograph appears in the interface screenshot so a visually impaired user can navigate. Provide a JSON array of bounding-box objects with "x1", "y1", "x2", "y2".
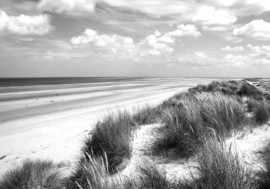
[{"x1": 0, "y1": 0, "x2": 270, "y2": 188}]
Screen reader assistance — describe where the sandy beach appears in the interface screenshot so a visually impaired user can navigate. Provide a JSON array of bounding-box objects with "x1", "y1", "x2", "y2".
[{"x1": 0, "y1": 78, "x2": 217, "y2": 176}]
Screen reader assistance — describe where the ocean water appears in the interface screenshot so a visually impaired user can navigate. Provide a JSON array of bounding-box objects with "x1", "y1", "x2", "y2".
[{"x1": 0, "y1": 77, "x2": 141, "y2": 87}]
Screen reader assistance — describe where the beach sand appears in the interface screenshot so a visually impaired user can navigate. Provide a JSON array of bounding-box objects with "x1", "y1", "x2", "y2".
[{"x1": 0, "y1": 78, "x2": 217, "y2": 176}]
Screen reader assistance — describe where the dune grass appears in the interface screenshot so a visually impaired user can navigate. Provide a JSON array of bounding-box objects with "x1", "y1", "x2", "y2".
[
  {"x1": 246, "y1": 99, "x2": 270, "y2": 125},
  {"x1": 0, "y1": 159, "x2": 67, "y2": 189},
  {"x1": 184, "y1": 138, "x2": 256, "y2": 189},
  {"x1": 189, "y1": 80, "x2": 270, "y2": 101},
  {"x1": 82, "y1": 110, "x2": 135, "y2": 175},
  {"x1": 152, "y1": 92, "x2": 252, "y2": 159},
  {"x1": 67, "y1": 154, "x2": 130, "y2": 189},
  {"x1": 153, "y1": 93, "x2": 203, "y2": 158}
]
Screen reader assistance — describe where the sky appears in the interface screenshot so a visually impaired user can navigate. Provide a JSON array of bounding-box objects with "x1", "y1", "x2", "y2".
[{"x1": 0, "y1": 0, "x2": 270, "y2": 77}]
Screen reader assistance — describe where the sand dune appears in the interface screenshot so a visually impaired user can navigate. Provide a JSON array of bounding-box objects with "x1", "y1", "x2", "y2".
[{"x1": 0, "y1": 78, "x2": 216, "y2": 176}]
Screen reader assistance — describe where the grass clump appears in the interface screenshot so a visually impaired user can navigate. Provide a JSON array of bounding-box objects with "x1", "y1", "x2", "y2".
[
  {"x1": 246, "y1": 99, "x2": 270, "y2": 125},
  {"x1": 67, "y1": 154, "x2": 130, "y2": 189},
  {"x1": 83, "y1": 110, "x2": 135, "y2": 174},
  {"x1": 0, "y1": 159, "x2": 67, "y2": 189},
  {"x1": 197, "y1": 92, "x2": 250, "y2": 134},
  {"x1": 153, "y1": 94, "x2": 203, "y2": 158},
  {"x1": 132, "y1": 105, "x2": 163, "y2": 125},
  {"x1": 186, "y1": 138, "x2": 257, "y2": 189}
]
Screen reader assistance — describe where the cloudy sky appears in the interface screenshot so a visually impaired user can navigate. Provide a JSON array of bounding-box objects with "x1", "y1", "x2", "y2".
[{"x1": 0, "y1": 0, "x2": 270, "y2": 77}]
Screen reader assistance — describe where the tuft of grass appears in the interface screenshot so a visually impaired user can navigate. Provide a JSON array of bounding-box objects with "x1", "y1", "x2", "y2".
[
  {"x1": 246, "y1": 99, "x2": 270, "y2": 125},
  {"x1": 67, "y1": 154, "x2": 126, "y2": 189},
  {"x1": 0, "y1": 159, "x2": 67, "y2": 189},
  {"x1": 132, "y1": 105, "x2": 163, "y2": 125},
  {"x1": 153, "y1": 95, "x2": 203, "y2": 158},
  {"x1": 83, "y1": 110, "x2": 135, "y2": 174},
  {"x1": 186, "y1": 138, "x2": 257, "y2": 189},
  {"x1": 197, "y1": 92, "x2": 250, "y2": 135}
]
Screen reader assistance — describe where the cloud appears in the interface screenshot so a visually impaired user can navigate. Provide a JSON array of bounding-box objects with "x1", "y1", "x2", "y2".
[
  {"x1": 233, "y1": 20, "x2": 270, "y2": 40},
  {"x1": 192, "y1": 5, "x2": 237, "y2": 25},
  {"x1": 137, "y1": 32, "x2": 174, "y2": 57},
  {"x1": 71, "y1": 29, "x2": 134, "y2": 48},
  {"x1": 176, "y1": 51, "x2": 270, "y2": 68},
  {"x1": 137, "y1": 25, "x2": 200, "y2": 57},
  {"x1": 221, "y1": 53, "x2": 270, "y2": 67},
  {"x1": 37, "y1": 0, "x2": 96, "y2": 15},
  {"x1": 222, "y1": 54, "x2": 250, "y2": 67},
  {"x1": 247, "y1": 44, "x2": 270, "y2": 57},
  {"x1": 165, "y1": 24, "x2": 201, "y2": 38},
  {"x1": 71, "y1": 24, "x2": 199, "y2": 59},
  {"x1": 253, "y1": 58, "x2": 270, "y2": 66},
  {"x1": 221, "y1": 46, "x2": 244, "y2": 52},
  {"x1": 0, "y1": 10, "x2": 53, "y2": 35},
  {"x1": 36, "y1": 0, "x2": 192, "y2": 17},
  {"x1": 206, "y1": 0, "x2": 270, "y2": 16},
  {"x1": 34, "y1": 0, "x2": 270, "y2": 22}
]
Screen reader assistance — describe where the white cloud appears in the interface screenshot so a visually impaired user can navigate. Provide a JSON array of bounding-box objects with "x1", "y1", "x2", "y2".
[
  {"x1": 247, "y1": 44, "x2": 270, "y2": 57},
  {"x1": 233, "y1": 20, "x2": 270, "y2": 40},
  {"x1": 148, "y1": 49, "x2": 161, "y2": 56},
  {"x1": 155, "y1": 30, "x2": 161, "y2": 37},
  {"x1": 138, "y1": 25, "x2": 199, "y2": 57},
  {"x1": 221, "y1": 53, "x2": 270, "y2": 67},
  {"x1": 139, "y1": 33, "x2": 174, "y2": 57},
  {"x1": 165, "y1": 24, "x2": 201, "y2": 38},
  {"x1": 192, "y1": 5, "x2": 237, "y2": 25},
  {"x1": 253, "y1": 58, "x2": 270, "y2": 66},
  {"x1": 176, "y1": 51, "x2": 270, "y2": 68},
  {"x1": 221, "y1": 46, "x2": 244, "y2": 52},
  {"x1": 222, "y1": 54, "x2": 249, "y2": 67},
  {"x1": 71, "y1": 29, "x2": 134, "y2": 48},
  {"x1": 0, "y1": 10, "x2": 53, "y2": 35},
  {"x1": 37, "y1": 0, "x2": 96, "y2": 15},
  {"x1": 70, "y1": 24, "x2": 200, "y2": 60}
]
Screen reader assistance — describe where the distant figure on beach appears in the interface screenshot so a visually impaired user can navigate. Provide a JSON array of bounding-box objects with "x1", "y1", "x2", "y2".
[{"x1": 36, "y1": 97, "x2": 39, "y2": 100}]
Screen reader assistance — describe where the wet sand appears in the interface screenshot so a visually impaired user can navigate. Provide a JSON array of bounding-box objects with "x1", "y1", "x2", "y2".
[{"x1": 0, "y1": 78, "x2": 218, "y2": 176}]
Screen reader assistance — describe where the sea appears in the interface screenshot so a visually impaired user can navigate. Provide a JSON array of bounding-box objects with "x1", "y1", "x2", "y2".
[{"x1": 0, "y1": 77, "x2": 142, "y2": 87}]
